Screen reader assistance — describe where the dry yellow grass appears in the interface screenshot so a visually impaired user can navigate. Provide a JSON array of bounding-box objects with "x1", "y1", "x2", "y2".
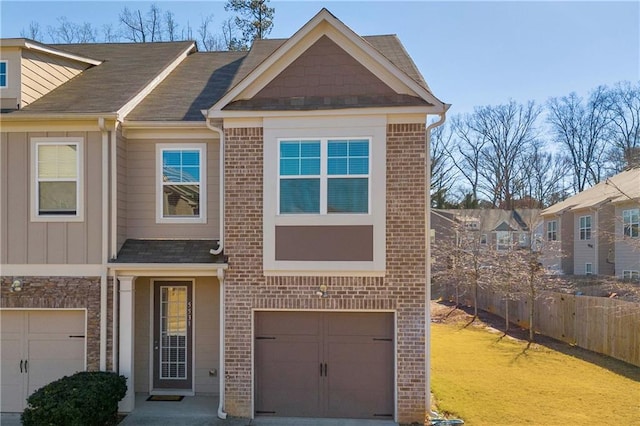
[{"x1": 431, "y1": 310, "x2": 640, "y2": 426}]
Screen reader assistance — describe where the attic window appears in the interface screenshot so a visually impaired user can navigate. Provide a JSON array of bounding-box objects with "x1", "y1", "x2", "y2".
[{"x1": 0, "y1": 61, "x2": 7, "y2": 87}]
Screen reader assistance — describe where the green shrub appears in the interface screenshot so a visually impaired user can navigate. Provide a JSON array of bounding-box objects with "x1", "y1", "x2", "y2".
[{"x1": 21, "y1": 371, "x2": 127, "y2": 426}]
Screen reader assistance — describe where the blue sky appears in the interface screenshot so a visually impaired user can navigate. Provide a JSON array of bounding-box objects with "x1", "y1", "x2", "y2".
[{"x1": 1, "y1": 1, "x2": 638, "y2": 115}]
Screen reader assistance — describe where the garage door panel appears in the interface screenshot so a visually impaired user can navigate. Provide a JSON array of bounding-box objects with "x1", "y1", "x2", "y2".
[
  {"x1": 255, "y1": 312, "x2": 394, "y2": 420},
  {"x1": 256, "y1": 312, "x2": 321, "y2": 336},
  {"x1": 0, "y1": 310, "x2": 85, "y2": 413},
  {"x1": 27, "y1": 310, "x2": 84, "y2": 334}
]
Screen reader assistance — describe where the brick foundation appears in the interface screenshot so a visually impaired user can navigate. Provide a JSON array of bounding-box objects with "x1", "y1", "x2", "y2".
[{"x1": 223, "y1": 123, "x2": 427, "y2": 423}]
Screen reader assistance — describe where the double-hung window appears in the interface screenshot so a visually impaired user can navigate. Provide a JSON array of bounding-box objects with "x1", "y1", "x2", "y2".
[
  {"x1": 157, "y1": 144, "x2": 206, "y2": 223},
  {"x1": 496, "y1": 231, "x2": 510, "y2": 250},
  {"x1": 623, "y1": 208, "x2": 639, "y2": 238},
  {"x1": 579, "y1": 215, "x2": 592, "y2": 240},
  {"x1": 0, "y1": 61, "x2": 7, "y2": 87},
  {"x1": 32, "y1": 138, "x2": 83, "y2": 220},
  {"x1": 279, "y1": 138, "x2": 369, "y2": 214},
  {"x1": 547, "y1": 220, "x2": 557, "y2": 241}
]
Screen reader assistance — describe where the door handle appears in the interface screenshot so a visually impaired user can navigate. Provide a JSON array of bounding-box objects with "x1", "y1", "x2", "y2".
[
  {"x1": 20, "y1": 360, "x2": 23, "y2": 373},
  {"x1": 324, "y1": 363, "x2": 327, "y2": 377},
  {"x1": 25, "y1": 360, "x2": 28, "y2": 373}
]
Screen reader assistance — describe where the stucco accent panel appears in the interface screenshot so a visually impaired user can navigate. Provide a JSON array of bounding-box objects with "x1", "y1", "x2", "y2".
[{"x1": 275, "y1": 225, "x2": 373, "y2": 261}]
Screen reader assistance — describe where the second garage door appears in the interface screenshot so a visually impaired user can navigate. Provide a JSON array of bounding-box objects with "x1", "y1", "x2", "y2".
[{"x1": 255, "y1": 311, "x2": 394, "y2": 419}]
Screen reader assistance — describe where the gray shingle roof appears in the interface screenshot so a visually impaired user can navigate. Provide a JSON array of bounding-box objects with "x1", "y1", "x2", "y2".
[
  {"x1": 111, "y1": 239, "x2": 226, "y2": 264},
  {"x1": 8, "y1": 41, "x2": 194, "y2": 115},
  {"x1": 126, "y1": 51, "x2": 247, "y2": 121}
]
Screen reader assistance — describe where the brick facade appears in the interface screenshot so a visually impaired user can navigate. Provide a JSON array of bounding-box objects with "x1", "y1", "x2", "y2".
[
  {"x1": 0, "y1": 276, "x2": 113, "y2": 371},
  {"x1": 223, "y1": 123, "x2": 427, "y2": 423}
]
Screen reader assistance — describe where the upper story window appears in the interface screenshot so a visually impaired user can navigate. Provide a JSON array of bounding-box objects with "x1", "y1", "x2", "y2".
[
  {"x1": 579, "y1": 215, "x2": 592, "y2": 240},
  {"x1": 623, "y1": 208, "x2": 639, "y2": 238},
  {"x1": 547, "y1": 220, "x2": 557, "y2": 241},
  {"x1": 0, "y1": 61, "x2": 7, "y2": 87},
  {"x1": 31, "y1": 138, "x2": 83, "y2": 221},
  {"x1": 278, "y1": 138, "x2": 369, "y2": 214},
  {"x1": 480, "y1": 234, "x2": 487, "y2": 245},
  {"x1": 156, "y1": 144, "x2": 206, "y2": 223}
]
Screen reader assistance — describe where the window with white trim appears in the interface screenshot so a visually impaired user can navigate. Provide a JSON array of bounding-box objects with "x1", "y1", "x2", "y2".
[
  {"x1": 623, "y1": 208, "x2": 639, "y2": 238},
  {"x1": 278, "y1": 138, "x2": 370, "y2": 214},
  {"x1": 623, "y1": 270, "x2": 639, "y2": 281},
  {"x1": 579, "y1": 215, "x2": 592, "y2": 240},
  {"x1": 480, "y1": 234, "x2": 487, "y2": 245},
  {"x1": 496, "y1": 231, "x2": 511, "y2": 250},
  {"x1": 0, "y1": 61, "x2": 7, "y2": 87},
  {"x1": 547, "y1": 220, "x2": 557, "y2": 241},
  {"x1": 585, "y1": 263, "x2": 593, "y2": 275},
  {"x1": 157, "y1": 144, "x2": 206, "y2": 223},
  {"x1": 33, "y1": 139, "x2": 82, "y2": 219}
]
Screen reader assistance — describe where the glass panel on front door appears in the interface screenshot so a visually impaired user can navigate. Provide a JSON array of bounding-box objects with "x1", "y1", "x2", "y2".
[{"x1": 160, "y1": 286, "x2": 188, "y2": 380}]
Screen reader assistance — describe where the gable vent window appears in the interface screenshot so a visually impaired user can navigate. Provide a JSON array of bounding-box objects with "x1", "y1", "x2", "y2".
[
  {"x1": 31, "y1": 138, "x2": 83, "y2": 221},
  {"x1": 279, "y1": 138, "x2": 370, "y2": 215}
]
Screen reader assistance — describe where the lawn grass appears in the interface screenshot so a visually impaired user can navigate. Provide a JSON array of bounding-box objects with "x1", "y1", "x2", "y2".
[{"x1": 431, "y1": 320, "x2": 640, "y2": 425}]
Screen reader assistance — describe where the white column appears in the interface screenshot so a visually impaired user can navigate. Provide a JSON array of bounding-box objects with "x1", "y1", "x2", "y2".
[{"x1": 118, "y1": 276, "x2": 136, "y2": 413}]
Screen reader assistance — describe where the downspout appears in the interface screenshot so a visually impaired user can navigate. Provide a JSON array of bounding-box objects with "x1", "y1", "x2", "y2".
[
  {"x1": 98, "y1": 117, "x2": 109, "y2": 371},
  {"x1": 203, "y1": 113, "x2": 227, "y2": 419},
  {"x1": 216, "y1": 269, "x2": 227, "y2": 419},
  {"x1": 425, "y1": 106, "x2": 450, "y2": 419},
  {"x1": 204, "y1": 116, "x2": 225, "y2": 256}
]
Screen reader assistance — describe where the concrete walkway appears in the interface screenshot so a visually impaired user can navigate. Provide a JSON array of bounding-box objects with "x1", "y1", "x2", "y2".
[{"x1": 1, "y1": 394, "x2": 399, "y2": 426}]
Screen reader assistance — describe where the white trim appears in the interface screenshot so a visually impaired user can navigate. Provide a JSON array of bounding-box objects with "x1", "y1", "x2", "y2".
[
  {"x1": 21, "y1": 39, "x2": 102, "y2": 65},
  {"x1": 155, "y1": 143, "x2": 207, "y2": 224},
  {"x1": 30, "y1": 137, "x2": 84, "y2": 222},
  {"x1": 117, "y1": 43, "x2": 195, "y2": 119},
  {"x1": 585, "y1": 262, "x2": 593, "y2": 275},
  {"x1": 2, "y1": 264, "x2": 103, "y2": 276},
  {"x1": 108, "y1": 263, "x2": 227, "y2": 277},
  {"x1": 118, "y1": 276, "x2": 136, "y2": 413},
  {"x1": 263, "y1": 269, "x2": 385, "y2": 277}
]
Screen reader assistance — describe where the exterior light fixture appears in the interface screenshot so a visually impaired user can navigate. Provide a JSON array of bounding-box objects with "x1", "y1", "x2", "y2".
[{"x1": 10, "y1": 279, "x2": 22, "y2": 292}]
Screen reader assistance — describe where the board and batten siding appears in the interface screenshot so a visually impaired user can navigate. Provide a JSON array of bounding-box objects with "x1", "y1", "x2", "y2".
[
  {"x1": 0, "y1": 131, "x2": 103, "y2": 264},
  {"x1": 20, "y1": 50, "x2": 88, "y2": 107},
  {"x1": 614, "y1": 203, "x2": 640, "y2": 276},
  {"x1": 125, "y1": 138, "x2": 220, "y2": 239}
]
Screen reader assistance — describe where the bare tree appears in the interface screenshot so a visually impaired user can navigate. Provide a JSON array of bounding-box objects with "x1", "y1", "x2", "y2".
[
  {"x1": 430, "y1": 124, "x2": 458, "y2": 208},
  {"x1": 225, "y1": 0, "x2": 275, "y2": 49},
  {"x1": 20, "y1": 21, "x2": 43, "y2": 41},
  {"x1": 221, "y1": 18, "x2": 245, "y2": 51},
  {"x1": 472, "y1": 101, "x2": 541, "y2": 209},
  {"x1": 607, "y1": 81, "x2": 640, "y2": 170},
  {"x1": 102, "y1": 24, "x2": 118, "y2": 42},
  {"x1": 120, "y1": 7, "x2": 148, "y2": 42},
  {"x1": 164, "y1": 11, "x2": 180, "y2": 41},
  {"x1": 515, "y1": 140, "x2": 569, "y2": 208},
  {"x1": 547, "y1": 88, "x2": 612, "y2": 193},
  {"x1": 198, "y1": 15, "x2": 227, "y2": 51},
  {"x1": 451, "y1": 114, "x2": 486, "y2": 206}
]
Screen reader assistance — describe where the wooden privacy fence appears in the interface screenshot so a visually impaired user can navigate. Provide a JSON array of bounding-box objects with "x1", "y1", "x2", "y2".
[{"x1": 434, "y1": 284, "x2": 640, "y2": 367}]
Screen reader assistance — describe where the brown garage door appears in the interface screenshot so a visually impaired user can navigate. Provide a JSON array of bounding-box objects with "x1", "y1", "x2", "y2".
[{"x1": 255, "y1": 312, "x2": 393, "y2": 419}]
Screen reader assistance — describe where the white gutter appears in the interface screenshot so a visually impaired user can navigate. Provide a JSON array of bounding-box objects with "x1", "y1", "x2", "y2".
[
  {"x1": 216, "y1": 269, "x2": 228, "y2": 419},
  {"x1": 98, "y1": 117, "x2": 109, "y2": 371},
  {"x1": 425, "y1": 106, "x2": 450, "y2": 419},
  {"x1": 203, "y1": 114, "x2": 225, "y2": 255}
]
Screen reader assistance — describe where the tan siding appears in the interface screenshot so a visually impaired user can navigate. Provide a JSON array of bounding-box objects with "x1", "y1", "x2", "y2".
[
  {"x1": 20, "y1": 50, "x2": 87, "y2": 107},
  {"x1": 134, "y1": 278, "x2": 151, "y2": 392},
  {"x1": 125, "y1": 138, "x2": 219, "y2": 240},
  {"x1": 2, "y1": 131, "x2": 103, "y2": 265},
  {"x1": 117, "y1": 129, "x2": 127, "y2": 251},
  {"x1": 5, "y1": 133, "x2": 28, "y2": 263},
  {"x1": 0, "y1": 133, "x2": 7, "y2": 264},
  {"x1": 194, "y1": 277, "x2": 219, "y2": 394}
]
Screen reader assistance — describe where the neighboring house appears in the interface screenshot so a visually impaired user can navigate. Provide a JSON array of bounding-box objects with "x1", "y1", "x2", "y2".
[
  {"x1": 0, "y1": 9, "x2": 449, "y2": 423},
  {"x1": 432, "y1": 208, "x2": 542, "y2": 252},
  {"x1": 540, "y1": 168, "x2": 640, "y2": 279}
]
